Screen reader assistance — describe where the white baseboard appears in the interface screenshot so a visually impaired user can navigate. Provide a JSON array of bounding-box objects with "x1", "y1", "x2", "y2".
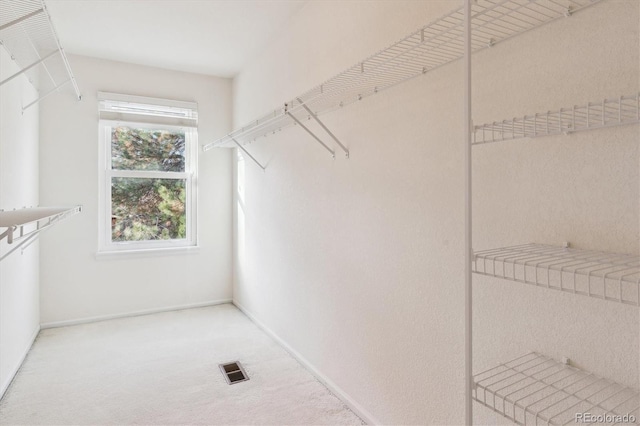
[
  {"x1": 40, "y1": 299, "x2": 233, "y2": 329},
  {"x1": 0, "y1": 324, "x2": 40, "y2": 401},
  {"x1": 232, "y1": 299, "x2": 381, "y2": 426}
]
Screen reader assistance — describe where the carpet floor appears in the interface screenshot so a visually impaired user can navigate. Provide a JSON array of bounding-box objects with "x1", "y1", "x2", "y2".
[{"x1": 0, "y1": 304, "x2": 364, "y2": 425}]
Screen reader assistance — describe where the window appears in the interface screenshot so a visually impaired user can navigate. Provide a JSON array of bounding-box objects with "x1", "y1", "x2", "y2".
[{"x1": 98, "y1": 92, "x2": 198, "y2": 253}]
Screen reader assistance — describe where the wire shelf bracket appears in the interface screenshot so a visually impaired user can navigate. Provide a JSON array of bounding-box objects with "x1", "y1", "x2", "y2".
[
  {"x1": 0, "y1": 0, "x2": 82, "y2": 110},
  {"x1": 473, "y1": 243, "x2": 640, "y2": 306},
  {"x1": 232, "y1": 138, "x2": 266, "y2": 171},
  {"x1": 474, "y1": 352, "x2": 639, "y2": 425},
  {"x1": 286, "y1": 109, "x2": 336, "y2": 158},
  {"x1": 473, "y1": 93, "x2": 640, "y2": 144},
  {"x1": 0, "y1": 205, "x2": 82, "y2": 262},
  {"x1": 203, "y1": 0, "x2": 602, "y2": 162},
  {"x1": 297, "y1": 98, "x2": 349, "y2": 158}
]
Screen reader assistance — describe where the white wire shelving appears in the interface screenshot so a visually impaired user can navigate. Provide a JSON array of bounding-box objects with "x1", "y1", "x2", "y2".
[
  {"x1": 0, "y1": 0, "x2": 81, "y2": 111},
  {"x1": 473, "y1": 243, "x2": 640, "y2": 306},
  {"x1": 474, "y1": 93, "x2": 640, "y2": 144},
  {"x1": 203, "y1": 0, "x2": 602, "y2": 167},
  {"x1": 474, "y1": 352, "x2": 639, "y2": 425},
  {"x1": 0, "y1": 205, "x2": 82, "y2": 261}
]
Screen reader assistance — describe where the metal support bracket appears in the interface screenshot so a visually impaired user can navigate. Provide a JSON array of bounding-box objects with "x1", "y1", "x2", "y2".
[
  {"x1": 296, "y1": 98, "x2": 349, "y2": 158},
  {"x1": 286, "y1": 111, "x2": 335, "y2": 158},
  {"x1": 232, "y1": 138, "x2": 266, "y2": 171},
  {"x1": 0, "y1": 226, "x2": 14, "y2": 244},
  {"x1": 0, "y1": 50, "x2": 58, "y2": 87},
  {"x1": 22, "y1": 79, "x2": 70, "y2": 112}
]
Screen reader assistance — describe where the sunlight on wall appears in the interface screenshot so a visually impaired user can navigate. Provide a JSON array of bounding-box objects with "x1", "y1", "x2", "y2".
[{"x1": 237, "y1": 151, "x2": 245, "y2": 268}]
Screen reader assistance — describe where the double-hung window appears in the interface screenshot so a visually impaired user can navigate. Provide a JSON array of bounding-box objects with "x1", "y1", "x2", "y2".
[{"x1": 98, "y1": 92, "x2": 198, "y2": 253}]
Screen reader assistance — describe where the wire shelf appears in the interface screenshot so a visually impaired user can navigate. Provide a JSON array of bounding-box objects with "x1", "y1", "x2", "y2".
[
  {"x1": 474, "y1": 94, "x2": 640, "y2": 144},
  {"x1": 473, "y1": 243, "x2": 640, "y2": 306},
  {"x1": 0, "y1": 0, "x2": 81, "y2": 109},
  {"x1": 204, "y1": 0, "x2": 602, "y2": 150},
  {"x1": 474, "y1": 352, "x2": 639, "y2": 425},
  {"x1": 0, "y1": 206, "x2": 82, "y2": 261}
]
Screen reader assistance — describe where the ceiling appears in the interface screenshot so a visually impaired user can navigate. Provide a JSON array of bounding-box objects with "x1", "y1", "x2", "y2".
[{"x1": 45, "y1": 0, "x2": 309, "y2": 78}]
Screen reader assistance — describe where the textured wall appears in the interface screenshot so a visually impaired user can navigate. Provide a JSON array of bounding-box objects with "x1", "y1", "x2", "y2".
[
  {"x1": 472, "y1": 2, "x2": 639, "y2": 421},
  {"x1": 232, "y1": 0, "x2": 639, "y2": 424},
  {"x1": 0, "y1": 47, "x2": 40, "y2": 398},
  {"x1": 38, "y1": 56, "x2": 233, "y2": 324}
]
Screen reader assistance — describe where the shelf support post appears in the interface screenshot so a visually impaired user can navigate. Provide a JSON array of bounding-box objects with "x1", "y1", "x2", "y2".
[
  {"x1": 232, "y1": 138, "x2": 266, "y2": 171},
  {"x1": 296, "y1": 98, "x2": 349, "y2": 158},
  {"x1": 463, "y1": 0, "x2": 473, "y2": 424},
  {"x1": 287, "y1": 112, "x2": 335, "y2": 158}
]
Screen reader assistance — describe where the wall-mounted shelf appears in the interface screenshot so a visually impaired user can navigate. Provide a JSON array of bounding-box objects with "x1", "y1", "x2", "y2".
[
  {"x1": 204, "y1": 0, "x2": 601, "y2": 167},
  {"x1": 474, "y1": 352, "x2": 639, "y2": 425},
  {"x1": 473, "y1": 243, "x2": 640, "y2": 306},
  {"x1": 473, "y1": 93, "x2": 640, "y2": 145},
  {"x1": 0, "y1": 206, "x2": 82, "y2": 261},
  {"x1": 0, "y1": 0, "x2": 81, "y2": 111}
]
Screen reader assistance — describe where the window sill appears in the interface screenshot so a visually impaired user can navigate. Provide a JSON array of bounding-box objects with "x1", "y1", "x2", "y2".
[{"x1": 95, "y1": 245, "x2": 200, "y2": 260}]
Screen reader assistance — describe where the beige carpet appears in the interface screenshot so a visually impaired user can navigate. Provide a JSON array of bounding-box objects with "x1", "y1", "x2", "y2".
[{"x1": 0, "y1": 304, "x2": 364, "y2": 425}]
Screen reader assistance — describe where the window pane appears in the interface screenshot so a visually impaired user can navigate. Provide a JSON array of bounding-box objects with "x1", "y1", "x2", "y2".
[
  {"x1": 111, "y1": 178, "x2": 186, "y2": 242},
  {"x1": 111, "y1": 126, "x2": 185, "y2": 172}
]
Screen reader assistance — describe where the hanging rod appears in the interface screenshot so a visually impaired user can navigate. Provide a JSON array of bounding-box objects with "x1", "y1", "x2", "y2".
[
  {"x1": 0, "y1": 206, "x2": 82, "y2": 262},
  {"x1": 204, "y1": 0, "x2": 602, "y2": 155},
  {"x1": 0, "y1": 0, "x2": 82, "y2": 107}
]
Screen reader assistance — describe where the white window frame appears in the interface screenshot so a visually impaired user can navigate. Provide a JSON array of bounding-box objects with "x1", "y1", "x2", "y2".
[{"x1": 97, "y1": 93, "x2": 198, "y2": 254}]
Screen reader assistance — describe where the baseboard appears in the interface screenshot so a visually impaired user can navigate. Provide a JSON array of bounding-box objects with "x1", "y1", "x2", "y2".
[
  {"x1": 232, "y1": 299, "x2": 381, "y2": 426},
  {"x1": 40, "y1": 299, "x2": 233, "y2": 329},
  {"x1": 0, "y1": 324, "x2": 40, "y2": 401}
]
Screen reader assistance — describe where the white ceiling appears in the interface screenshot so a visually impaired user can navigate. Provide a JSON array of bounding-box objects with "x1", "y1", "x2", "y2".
[{"x1": 45, "y1": 0, "x2": 309, "y2": 78}]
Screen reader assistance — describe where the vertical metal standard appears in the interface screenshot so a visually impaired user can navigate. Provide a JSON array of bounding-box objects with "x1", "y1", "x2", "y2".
[
  {"x1": 232, "y1": 138, "x2": 266, "y2": 171},
  {"x1": 463, "y1": 0, "x2": 473, "y2": 425}
]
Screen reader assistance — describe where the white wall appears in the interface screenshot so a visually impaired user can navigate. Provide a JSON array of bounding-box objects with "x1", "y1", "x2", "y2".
[
  {"x1": 471, "y1": 1, "x2": 639, "y2": 423},
  {"x1": 232, "y1": 1, "x2": 639, "y2": 424},
  {"x1": 38, "y1": 55, "x2": 233, "y2": 325},
  {"x1": 0, "y1": 48, "x2": 41, "y2": 398}
]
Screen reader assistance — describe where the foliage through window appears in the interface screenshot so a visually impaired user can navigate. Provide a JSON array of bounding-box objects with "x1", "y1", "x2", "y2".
[{"x1": 98, "y1": 93, "x2": 197, "y2": 252}]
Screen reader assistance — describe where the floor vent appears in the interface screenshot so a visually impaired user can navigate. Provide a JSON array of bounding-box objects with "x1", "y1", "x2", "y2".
[{"x1": 219, "y1": 361, "x2": 249, "y2": 385}]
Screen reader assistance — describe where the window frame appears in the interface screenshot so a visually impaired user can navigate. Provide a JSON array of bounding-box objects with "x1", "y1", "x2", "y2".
[{"x1": 98, "y1": 117, "x2": 198, "y2": 254}]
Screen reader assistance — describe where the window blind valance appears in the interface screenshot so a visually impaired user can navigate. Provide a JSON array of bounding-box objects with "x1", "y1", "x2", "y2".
[{"x1": 98, "y1": 92, "x2": 198, "y2": 128}]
